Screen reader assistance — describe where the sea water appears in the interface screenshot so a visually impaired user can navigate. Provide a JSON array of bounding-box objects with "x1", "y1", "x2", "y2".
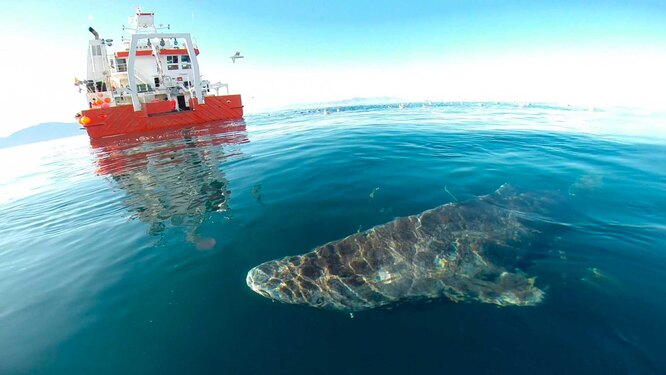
[{"x1": 1, "y1": 103, "x2": 665, "y2": 374}]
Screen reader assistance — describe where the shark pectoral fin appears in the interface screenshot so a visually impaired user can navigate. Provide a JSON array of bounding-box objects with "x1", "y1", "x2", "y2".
[{"x1": 462, "y1": 270, "x2": 544, "y2": 306}]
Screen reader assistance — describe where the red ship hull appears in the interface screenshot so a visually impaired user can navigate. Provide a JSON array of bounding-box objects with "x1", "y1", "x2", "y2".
[{"x1": 81, "y1": 94, "x2": 243, "y2": 138}]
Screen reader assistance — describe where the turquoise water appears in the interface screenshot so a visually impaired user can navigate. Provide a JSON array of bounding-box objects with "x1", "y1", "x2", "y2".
[{"x1": 1, "y1": 103, "x2": 665, "y2": 374}]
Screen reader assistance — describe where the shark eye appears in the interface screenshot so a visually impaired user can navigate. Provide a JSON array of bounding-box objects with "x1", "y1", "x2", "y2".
[{"x1": 315, "y1": 297, "x2": 324, "y2": 306}]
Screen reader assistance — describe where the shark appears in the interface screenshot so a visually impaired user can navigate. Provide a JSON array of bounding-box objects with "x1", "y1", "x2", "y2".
[{"x1": 246, "y1": 184, "x2": 550, "y2": 312}]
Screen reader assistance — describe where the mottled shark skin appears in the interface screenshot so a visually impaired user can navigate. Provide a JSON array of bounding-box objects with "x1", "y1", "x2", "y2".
[{"x1": 247, "y1": 184, "x2": 547, "y2": 312}]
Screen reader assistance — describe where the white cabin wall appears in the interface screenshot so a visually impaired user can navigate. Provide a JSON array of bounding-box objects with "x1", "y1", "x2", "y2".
[
  {"x1": 159, "y1": 54, "x2": 195, "y2": 86},
  {"x1": 134, "y1": 57, "x2": 158, "y2": 87},
  {"x1": 126, "y1": 54, "x2": 196, "y2": 90},
  {"x1": 86, "y1": 40, "x2": 108, "y2": 82}
]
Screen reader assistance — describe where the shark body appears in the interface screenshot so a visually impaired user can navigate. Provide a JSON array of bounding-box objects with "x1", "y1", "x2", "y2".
[{"x1": 246, "y1": 184, "x2": 547, "y2": 312}]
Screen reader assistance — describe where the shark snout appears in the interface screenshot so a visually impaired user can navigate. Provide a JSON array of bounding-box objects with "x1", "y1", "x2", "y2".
[
  {"x1": 246, "y1": 261, "x2": 310, "y2": 306},
  {"x1": 246, "y1": 267, "x2": 268, "y2": 295}
]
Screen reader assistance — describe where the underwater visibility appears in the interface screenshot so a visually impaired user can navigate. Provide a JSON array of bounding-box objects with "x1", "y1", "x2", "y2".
[{"x1": 1, "y1": 103, "x2": 665, "y2": 374}]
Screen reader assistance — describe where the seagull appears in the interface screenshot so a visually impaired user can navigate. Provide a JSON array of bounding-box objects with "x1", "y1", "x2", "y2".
[{"x1": 230, "y1": 51, "x2": 244, "y2": 63}]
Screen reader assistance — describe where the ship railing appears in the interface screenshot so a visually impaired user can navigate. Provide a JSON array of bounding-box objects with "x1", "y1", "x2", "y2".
[{"x1": 209, "y1": 82, "x2": 229, "y2": 96}]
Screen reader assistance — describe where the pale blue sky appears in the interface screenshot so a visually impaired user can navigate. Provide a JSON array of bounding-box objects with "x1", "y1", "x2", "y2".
[
  {"x1": 1, "y1": 0, "x2": 665, "y2": 134},
  {"x1": 10, "y1": 1, "x2": 660, "y2": 62}
]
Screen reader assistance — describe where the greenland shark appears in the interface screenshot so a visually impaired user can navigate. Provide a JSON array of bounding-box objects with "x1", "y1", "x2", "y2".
[{"x1": 246, "y1": 184, "x2": 549, "y2": 312}]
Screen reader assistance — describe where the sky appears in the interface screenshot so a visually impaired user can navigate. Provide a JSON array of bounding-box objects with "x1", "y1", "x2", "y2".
[{"x1": 0, "y1": 0, "x2": 665, "y2": 136}]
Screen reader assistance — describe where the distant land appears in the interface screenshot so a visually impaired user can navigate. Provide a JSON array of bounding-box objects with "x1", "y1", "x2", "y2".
[{"x1": 0, "y1": 122, "x2": 84, "y2": 149}]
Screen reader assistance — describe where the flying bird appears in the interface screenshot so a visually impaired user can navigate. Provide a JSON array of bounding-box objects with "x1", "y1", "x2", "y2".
[{"x1": 230, "y1": 51, "x2": 244, "y2": 63}]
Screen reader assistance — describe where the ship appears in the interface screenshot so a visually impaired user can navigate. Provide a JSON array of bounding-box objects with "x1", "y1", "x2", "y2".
[{"x1": 75, "y1": 9, "x2": 243, "y2": 139}]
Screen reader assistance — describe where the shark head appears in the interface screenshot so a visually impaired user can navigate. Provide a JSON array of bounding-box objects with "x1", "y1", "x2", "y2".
[{"x1": 246, "y1": 254, "x2": 341, "y2": 310}]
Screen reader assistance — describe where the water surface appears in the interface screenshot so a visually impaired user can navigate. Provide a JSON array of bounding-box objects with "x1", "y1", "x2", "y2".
[{"x1": 1, "y1": 103, "x2": 665, "y2": 374}]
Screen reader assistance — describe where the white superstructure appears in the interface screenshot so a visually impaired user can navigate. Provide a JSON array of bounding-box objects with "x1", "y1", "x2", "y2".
[{"x1": 80, "y1": 9, "x2": 227, "y2": 112}]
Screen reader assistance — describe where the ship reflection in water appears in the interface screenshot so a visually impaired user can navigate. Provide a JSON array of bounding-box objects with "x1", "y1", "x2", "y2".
[{"x1": 90, "y1": 121, "x2": 248, "y2": 249}]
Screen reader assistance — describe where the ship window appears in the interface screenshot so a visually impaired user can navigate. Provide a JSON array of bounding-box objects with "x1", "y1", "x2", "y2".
[
  {"x1": 167, "y1": 55, "x2": 179, "y2": 70},
  {"x1": 136, "y1": 83, "x2": 152, "y2": 93},
  {"x1": 91, "y1": 45, "x2": 102, "y2": 56},
  {"x1": 116, "y1": 58, "x2": 127, "y2": 72},
  {"x1": 181, "y1": 55, "x2": 192, "y2": 70},
  {"x1": 154, "y1": 77, "x2": 160, "y2": 88},
  {"x1": 183, "y1": 81, "x2": 193, "y2": 88}
]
